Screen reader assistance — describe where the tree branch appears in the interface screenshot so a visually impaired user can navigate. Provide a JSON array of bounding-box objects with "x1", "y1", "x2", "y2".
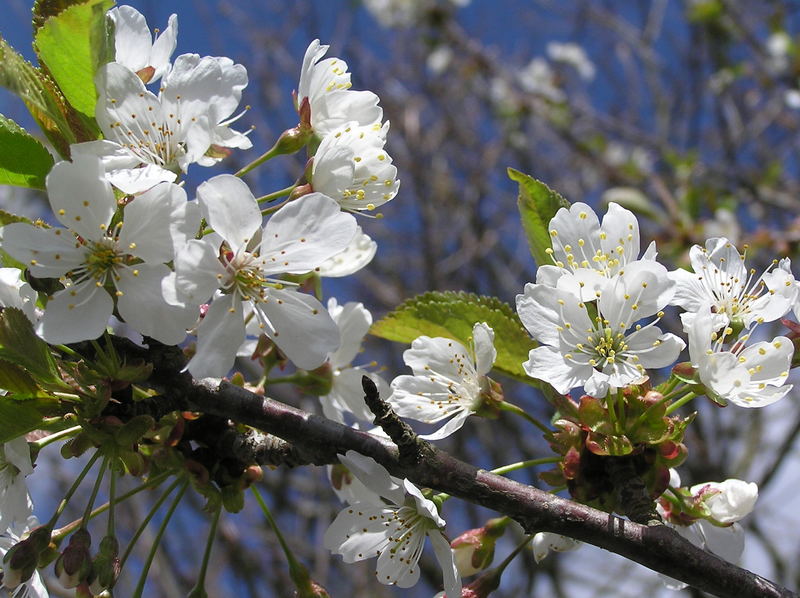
[{"x1": 181, "y1": 377, "x2": 795, "y2": 598}]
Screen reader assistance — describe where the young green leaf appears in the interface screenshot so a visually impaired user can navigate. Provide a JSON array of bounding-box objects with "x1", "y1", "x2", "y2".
[
  {"x1": 508, "y1": 167, "x2": 570, "y2": 267},
  {"x1": 370, "y1": 291, "x2": 536, "y2": 383},
  {"x1": 0, "y1": 114, "x2": 55, "y2": 189},
  {"x1": 0, "y1": 396, "x2": 62, "y2": 443},
  {"x1": 0, "y1": 308, "x2": 61, "y2": 385},
  {"x1": 0, "y1": 36, "x2": 76, "y2": 157},
  {"x1": 34, "y1": 0, "x2": 115, "y2": 121}
]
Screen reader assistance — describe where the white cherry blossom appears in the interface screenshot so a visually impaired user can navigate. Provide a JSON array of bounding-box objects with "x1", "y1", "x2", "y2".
[
  {"x1": 670, "y1": 238, "x2": 798, "y2": 332},
  {"x1": 690, "y1": 479, "x2": 758, "y2": 524},
  {"x1": 688, "y1": 309, "x2": 792, "y2": 408},
  {"x1": 174, "y1": 175, "x2": 357, "y2": 378},
  {"x1": 0, "y1": 438, "x2": 33, "y2": 534},
  {"x1": 108, "y1": 6, "x2": 178, "y2": 83},
  {"x1": 517, "y1": 261, "x2": 683, "y2": 397},
  {"x1": 532, "y1": 532, "x2": 581, "y2": 563},
  {"x1": 317, "y1": 227, "x2": 377, "y2": 278},
  {"x1": 320, "y1": 299, "x2": 390, "y2": 425},
  {"x1": 76, "y1": 54, "x2": 250, "y2": 194},
  {"x1": 323, "y1": 451, "x2": 460, "y2": 597},
  {"x1": 0, "y1": 517, "x2": 48, "y2": 598},
  {"x1": 537, "y1": 202, "x2": 658, "y2": 296},
  {"x1": 389, "y1": 323, "x2": 496, "y2": 440},
  {"x1": 312, "y1": 121, "x2": 399, "y2": 212},
  {"x1": 0, "y1": 269, "x2": 38, "y2": 323},
  {"x1": 2, "y1": 155, "x2": 197, "y2": 345},
  {"x1": 297, "y1": 40, "x2": 382, "y2": 138}
]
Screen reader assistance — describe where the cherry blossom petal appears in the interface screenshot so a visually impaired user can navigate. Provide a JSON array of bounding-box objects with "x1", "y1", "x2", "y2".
[
  {"x1": 255, "y1": 288, "x2": 340, "y2": 370},
  {"x1": 174, "y1": 238, "x2": 226, "y2": 304},
  {"x1": 2, "y1": 223, "x2": 82, "y2": 278},
  {"x1": 109, "y1": 7, "x2": 178, "y2": 81},
  {"x1": 473, "y1": 322, "x2": 496, "y2": 377},
  {"x1": 116, "y1": 265, "x2": 193, "y2": 345},
  {"x1": 46, "y1": 155, "x2": 115, "y2": 240},
  {"x1": 196, "y1": 175, "x2": 262, "y2": 252},
  {"x1": 327, "y1": 299, "x2": 372, "y2": 369},
  {"x1": 318, "y1": 228, "x2": 378, "y2": 277},
  {"x1": 325, "y1": 367, "x2": 386, "y2": 423},
  {"x1": 39, "y1": 281, "x2": 113, "y2": 344},
  {"x1": 338, "y1": 451, "x2": 405, "y2": 505},
  {"x1": 260, "y1": 193, "x2": 357, "y2": 275},
  {"x1": 187, "y1": 295, "x2": 245, "y2": 379},
  {"x1": 0, "y1": 268, "x2": 37, "y2": 322},
  {"x1": 429, "y1": 529, "x2": 461, "y2": 598},
  {"x1": 119, "y1": 182, "x2": 186, "y2": 264},
  {"x1": 523, "y1": 345, "x2": 592, "y2": 395}
]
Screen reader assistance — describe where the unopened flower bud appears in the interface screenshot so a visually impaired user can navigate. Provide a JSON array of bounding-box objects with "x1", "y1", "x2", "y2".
[
  {"x1": 451, "y1": 517, "x2": 508, "y2": 576},
  {"x1": 690, "y1": 479, "x2": 758, "y2": 524},
  {"x1": 2, "y1": 526, "x2": 50, "y2": 590},
  {"x1": 88, "y1": 536, "x2": 120, "y2": 594},
  {"x1": 55, "y1": 529, "x2": 92, "y2": 589},
  {"x1": 294, "y1": 579, "x2": 331, "y2": 598}
]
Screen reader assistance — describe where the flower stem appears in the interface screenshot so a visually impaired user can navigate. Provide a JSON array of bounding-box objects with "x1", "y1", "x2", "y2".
[
  {"x1": 187, "y1": 501, "x2": 222, "y2": 597},
  {"x1": 256, "y1": 185, "x2": 295, "y2": 204},
  {"x1": 52, "y1": 471, "x2": 172, "y2": 540},
  {"x1": 251, "y1": 486, "x2": 311, "y2": 591},
  {"x1": 665, "y1": 391, "x2": 699, "y2": 415},
  {"x1": 130, "y1": 479, "x2": 188, "y2": 598},
  {"x1": 31, "y1": 425, "x2": 82, "y2": 450},
  {"x1": 490, "y1": 457, "x2": 561, "y2": 476},
  {"x1": 119, "y1": 477, "x2": 184, "y2": 571},
  {"x1": 498, "y1": 402, "x2": 551, "y2": 434},
  {"x1": 46, "y1": 450, "x2": 101, "y2": 529},
  {"x1": 235, "y1": 141, "x2": 286, "y2": 177},
  {"x1": 80, "y1": 456, "x2": 107, "y2": 528}
]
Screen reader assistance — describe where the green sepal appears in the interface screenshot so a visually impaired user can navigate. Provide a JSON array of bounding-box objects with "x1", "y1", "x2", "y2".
[
  {"x1": 508, "y1": 167, "x2": 570, "y2": 267},
  {"x1": 0, "y1": 115, "x2": 55, "y2": 189},
  {"x1": 370, "y1": 291, "x2": 536, "y2": 383}
]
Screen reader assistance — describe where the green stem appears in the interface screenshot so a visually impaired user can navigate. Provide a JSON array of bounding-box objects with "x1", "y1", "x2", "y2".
[
  {"x1": 55, "y1": 344, "x2": 80, "y2": 358},
  {"x1": 656, "y1": 375, "x2": 681, "y2": 397},
  {"x1": 261, "y1": 197, "x2": 293, "y2": 216},
  {"x1": 665, "y1": 391, "x2": 699, "y2": 415},
  {"x1": 188, "y1": 502, "x2": 222, "y2": 597},
  {"x1": 46, "y1": 450, "x2": 101, "y2": 529},
  {"x1": 264, "y1": 373, "x2": 308, "y2": 386},
  {"x1": 119, "y1": 477, "x2": 184, "y2": 571},
  {"x1": 107, "y1": 468, "x2": 117, "y2": 537},
  {"x1": 52, "y1": 471, "x2": 171, "y2": 540},
  {"x1": 251, "y1": 486, "x2": 307, "y2": 585},
  {"x1": 235, "y1": 141, "x2": 286, "y2": 177},
  {"x1": 606, "y1": 390, "x2": 619, "y2": 432},
  {"x1": 31, "y1": 425, "x2": 82, "y2": 450},
  {"x1": 490, "y1": 457, "x2": 561, "y2": 477},
  {"x1": 130, "y1": 480, "x2": 188, "y2": 598},
  {"x1": 80, "y1": 457, "x2": 108, "y2": 528},
  {"x1": 498, "y1": 402, "x2": 551, "y2": 434},
  {"x1": 256, "y1": 184, "x2": 295, "y2": 204}
]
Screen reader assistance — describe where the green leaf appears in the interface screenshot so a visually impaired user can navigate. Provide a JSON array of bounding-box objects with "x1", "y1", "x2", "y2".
[
  {"x1": 0, "y1": 396, "x2": 62, "y2": 443},
  {"x1": 34, "y1": 0, "x2": 115, "y2": 120},
  {"x1": 0, "y1": 359, "x2": 48, "y2": 398},
  {"x1": 0, "y1": 114, "x2": 55, "y2": 189},
  {"x1": 370, "y1": 291, "x2": 536, "y2": 383},
  {"x1": 508, "y1": 167, "x2": 570, "y2": 267},
  {"x1": 0, "y1": 36, "x2": 75, "y2": 157},
  {"x1": 0, "y1": 308, "x2": 61, "y2": 385}
]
